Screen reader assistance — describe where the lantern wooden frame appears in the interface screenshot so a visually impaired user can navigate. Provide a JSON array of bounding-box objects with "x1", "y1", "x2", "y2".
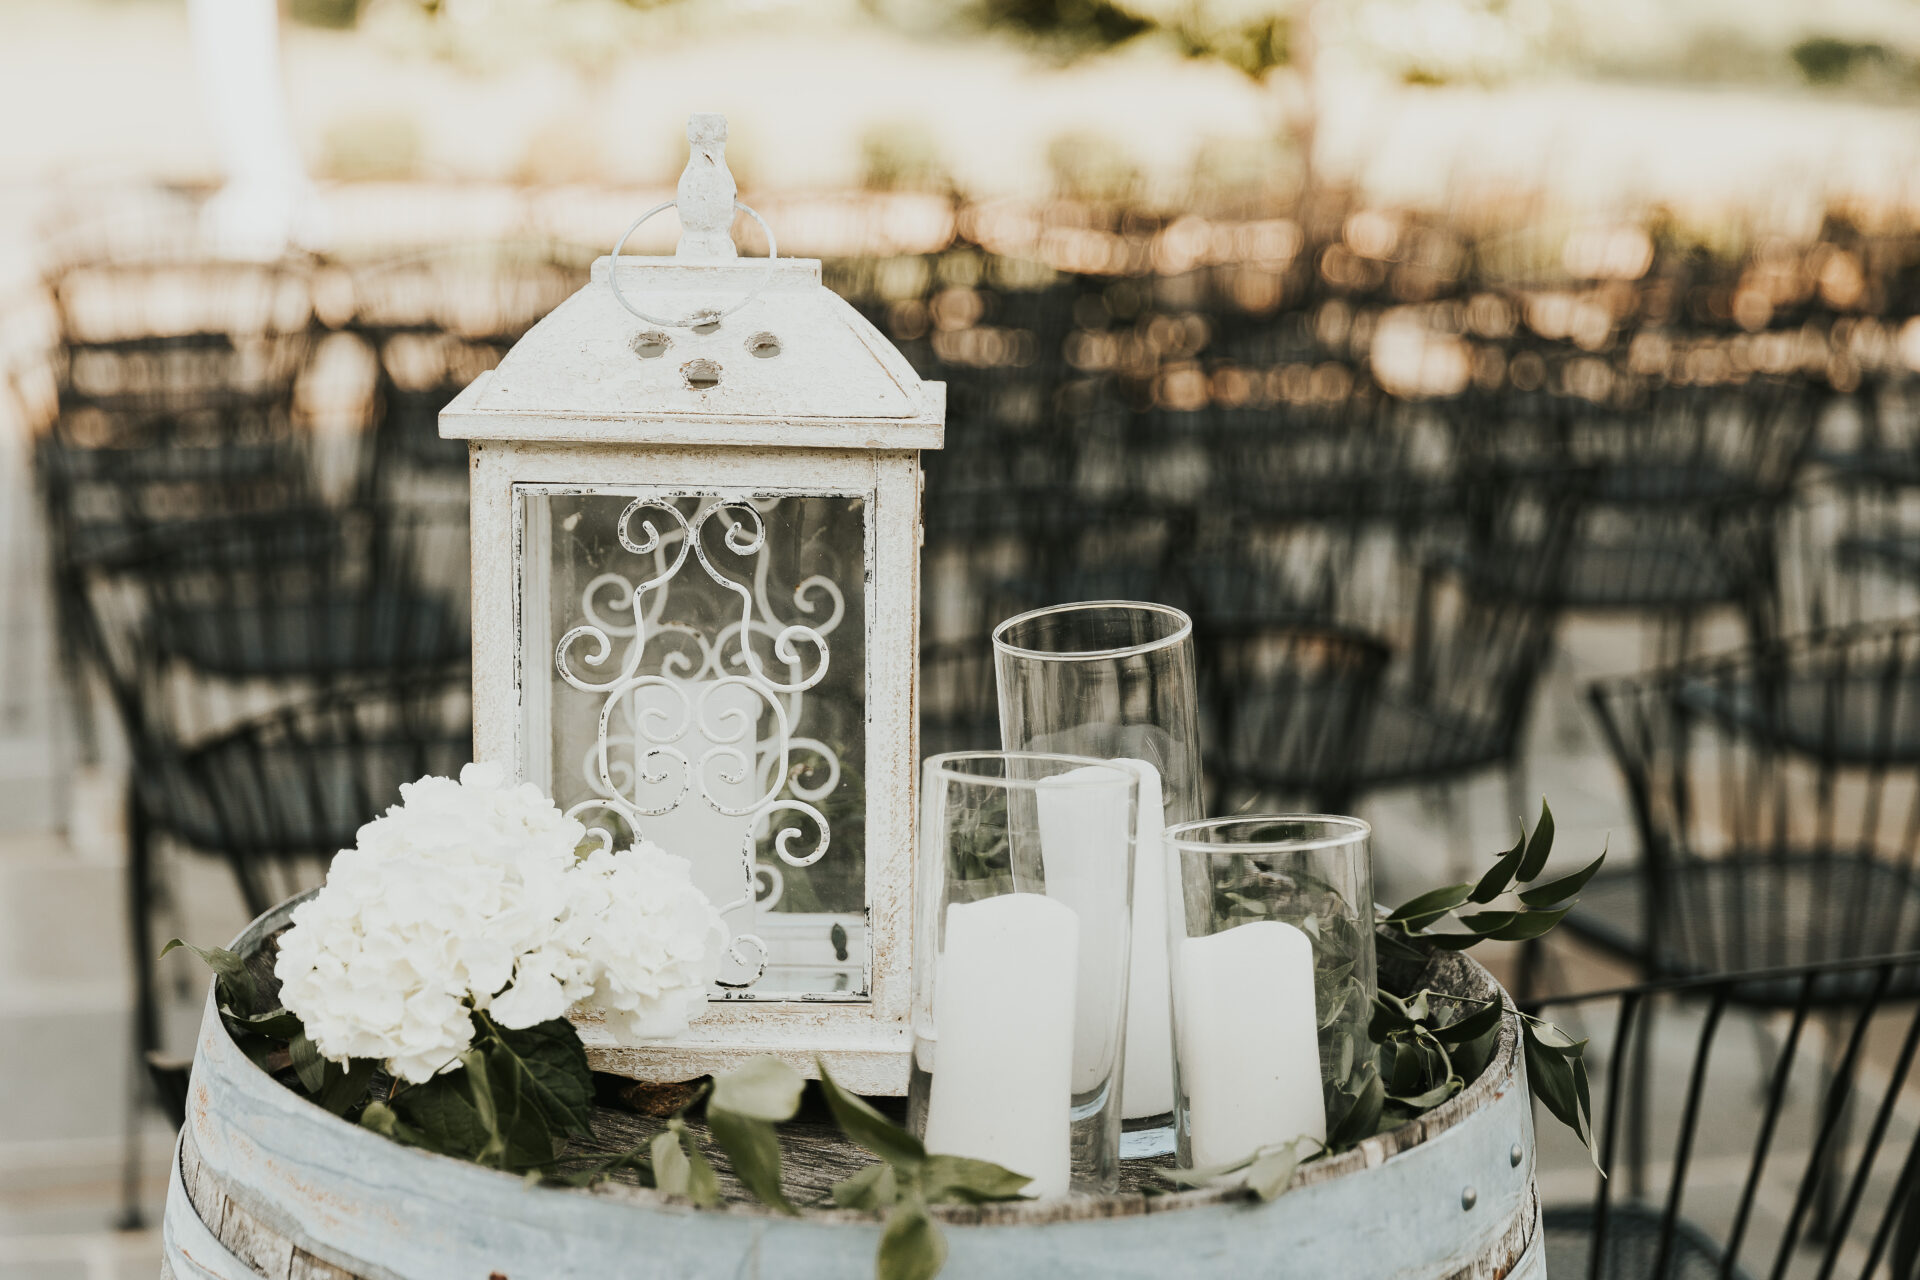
[{"x1": 440, "y1": 121, "x2": 943, "y2": 1093}]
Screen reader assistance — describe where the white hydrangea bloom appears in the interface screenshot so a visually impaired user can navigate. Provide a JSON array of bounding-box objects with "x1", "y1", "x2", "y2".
[
  {"x1": 273, "y1": 764, "x2": 730, "y2": 1083},
  {"x1": 569, "y1": 842, "x2": 728, "y2": 1045},
  {"x1": 274, "y1": 763, "x2": 593, "y2": 1083}
]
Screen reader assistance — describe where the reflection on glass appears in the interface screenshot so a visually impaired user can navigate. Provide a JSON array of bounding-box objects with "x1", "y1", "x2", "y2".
[{"x1": 518, "y1": 487, "x2": 868, "y2": 999}]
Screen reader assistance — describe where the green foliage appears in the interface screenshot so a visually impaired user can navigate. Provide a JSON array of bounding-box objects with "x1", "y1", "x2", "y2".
[
  {"x1": 164, "y1": 938, "x2": 382, "y2": 1120},
  {"x1": 819, "y1": 1063, "x2": 1031, "y2": 1280},
  {"x1": 374, "y1": 1020, "x2": 596, "y2": 1173},
  {"x1": 1369, "y1": 800, "x2": 1603, "y2": 1161},
  {"x1": 1161, "y1": 1134, "x2": 1320, "y2": 1202}
]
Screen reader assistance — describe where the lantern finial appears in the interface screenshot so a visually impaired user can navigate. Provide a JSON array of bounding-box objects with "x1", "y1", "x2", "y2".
[{"x1": 676, "y1": 112, "x2": 738, "y2": 261}]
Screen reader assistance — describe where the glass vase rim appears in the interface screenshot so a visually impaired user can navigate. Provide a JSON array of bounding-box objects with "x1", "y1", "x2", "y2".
[
  {"x1": 1163, "y1": 813, "x2": 1372, "y2": 854},
  {"x1": 991, "y1": 599, "x2": 1194, "y2": 662},
  {"x1": 923, "y1": 749, "x2": 1141, "y2": 792}
]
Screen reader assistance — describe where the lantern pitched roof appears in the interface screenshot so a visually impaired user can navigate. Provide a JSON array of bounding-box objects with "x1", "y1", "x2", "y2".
[{"x1": 439, "y1": 256, "x2": 945, "y2": 450}]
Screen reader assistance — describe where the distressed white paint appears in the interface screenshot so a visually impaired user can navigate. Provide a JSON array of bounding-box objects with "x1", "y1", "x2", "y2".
[
  {"x1": 442, "y1": 115, "x2": 942, "y2": 1091},
  {"x1": 163, "y1": 895, "x2": 1546, "y2": 1280}
]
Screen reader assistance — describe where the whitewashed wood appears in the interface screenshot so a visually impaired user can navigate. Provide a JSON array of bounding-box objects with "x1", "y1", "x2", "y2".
[
  {"x1": 438, "y1": 262, "x2": 947, "y2": 441},
  {"x1": 445, "y1": 115, "x2": 940, "y2": 1090},
  {"x1": 163, "y1": 895, "x2": 1544, "y2": 1279}
]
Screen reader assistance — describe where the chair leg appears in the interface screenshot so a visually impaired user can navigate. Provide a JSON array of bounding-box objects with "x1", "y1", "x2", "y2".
[
  {"x1": 1504, "y1": 756, "x2": 1530, "y2": 839},
  {"x1": 1626, "y1": 994, "x2": 1654, "y2": 1201},
  {"x1": 118, "y1": 794, "x2": 158, "y2": 1231},
  {"x1": 1811, "y1": 1009, "x2": 1857, "y2": 1245},
  {"x1": 1514, "y1": 937, "x2": 1544, "y2": 1004}
]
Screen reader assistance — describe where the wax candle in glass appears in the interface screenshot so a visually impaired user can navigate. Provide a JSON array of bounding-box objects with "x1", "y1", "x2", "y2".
[
  {"x1": 1163, "y1": 815, "x2": 1376, "y2": 1173},
  {"x1": 992, "y1": 601, "x2": 1201, "y2": 1159},
  {"x1": 910, "y1": 751, "x2": 1139, "y2": 1197}
]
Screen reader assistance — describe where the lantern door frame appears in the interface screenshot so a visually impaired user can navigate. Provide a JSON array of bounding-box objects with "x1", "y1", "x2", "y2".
[{"x1": 455, "y1": 421, "x2": 925, "y2": 1092}]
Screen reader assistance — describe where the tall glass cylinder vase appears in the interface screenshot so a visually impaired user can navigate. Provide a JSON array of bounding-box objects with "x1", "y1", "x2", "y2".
[
  {"x1": 1163, "y1": 816, "x2": 1377, "y2": 1173},
  {"x1": 993, "y1": 601, "x2": 1202, "y2": 1157},
  {"x1": 909, "y1": 752, "x2": 1139, "y2": 1197}
]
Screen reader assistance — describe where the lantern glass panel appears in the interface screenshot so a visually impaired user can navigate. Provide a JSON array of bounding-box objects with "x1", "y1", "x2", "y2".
[{"x1": 516, "y1": 484, "x2": 870, "y2": 999}]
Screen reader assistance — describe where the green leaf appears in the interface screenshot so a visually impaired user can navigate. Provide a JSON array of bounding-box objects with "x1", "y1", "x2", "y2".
[
  {"x1": 876, "y1": 1201, "x2": 947, "y2": 1280},
  {"x1": 653, "y1": 1121, "x2": 721, "y2": 1207},
  {"x1": 651, "y1": 1130, "x2": 691, "y2": 1196},
  {"x1": 832, "y1": 1162, "x2": 899, "y2": 1210},
  {"x1": 460, "y1": 1048, "x2": 507, "y2": 1167},
  {"x1": 710, "y1": 1056, "x2": 805, "y2": 1123},
  {"x1": 921, "y1": 1155, "x2": 1032, "y2": 1205},
  {"x1": 1517, "y1": 799, "x2": 1555, "y2": 882},
  {"x1": 707, "y1": 1107, "x2": 798, "y2": 1215},
  {"x1": 313, "y1": 1058, "x2": 377, "y2": 1117},
  {"x1": 818, "y1": 1061, "x2": 926, "y2": 1167},
  {"x1": 1482, "y1": 907, "x2": 1573, "y2": 942},
  {"x1": 160, "y1": 939, "x2": 259, "y2": 1014},
  {"x1": 225, "y1": 1006, "x2": 303, "y2": 1040},
  {"x1": 1470, "y1": 829, "x2": 1528, "y2": 904},
  {"x1": 1522, "y1": 1023, "x2": 1588, "y2": 1141},
  {"x1": 483, "y1": 1017, "x2": 595, "y2": 1140},
  {"x1": 234, "y1": 1034, "x2": 289, "y2": 1074},
  {"x1": 289, "y1": 1033, "x2": 328, "y2": 1094},
  {"x1": 1244, "y1": 1137, "x2": 1316, "y2": 1201},
  {"x1": 1452, "y1": 1024, "x2": 1502, "y2": 1087},
  {"x1": 1384, "y1": 882, "x2": 1475, "y2": 930},
  {"x1": 677, "y1": 1120, "x2": 721, "y2": 1208},
  {"x1": 543, "y1": 1141, "x2": 655, "y2": 1190},
  {"x1": 1369, "y1": 993, "x2": 1413, "y2": 1039},
  {"x1": 360, "y1": 1100, "x2": 432, "y2": 1150},
  {"x1": 1327, "y1": 1070, "x2": 1384, "y2": 1149},
  {"x1": 1517, "y1": 847, "x2": 1608, "y2": 909},
  {"x1": 391, "y1": 1075, "x2": 491, "y2": 1159},
  {"x1": 1431, "y1": 997, "x2": 1504, "y2": 1047},
  {"x1": 1456, "y1": 910, "x2": 1518, "y2": 936}
]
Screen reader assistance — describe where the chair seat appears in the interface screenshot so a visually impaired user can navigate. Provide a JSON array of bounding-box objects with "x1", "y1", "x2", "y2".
[
  {"x1": 1677, "y1": 670, "x2": 1920, "y2": 764},
  {"x1": 1463, "y1": 538, "x2": 1738, "y2": 611},
  {"x1": 188, "y1": 734, "x2": 471, "y2": 858},
  {"x1": 1563, "y1": 855, "x2": 1920, "y2": 1003},
  {"x1": 1544, "y1": 1202, "x2": 1745, "y2": 1280},
  {"x1": 1349, "y1": 695, "x2": 1507, "y2": 790},
  {"x1": 151, "y1": 590, "x2": 466, "y2": 677},
  {"x1": 1840, "y1": 533, "x2": 1920, "y2": 584}
]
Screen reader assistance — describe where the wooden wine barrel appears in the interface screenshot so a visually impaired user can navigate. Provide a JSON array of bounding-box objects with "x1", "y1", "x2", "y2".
[{"x1": 163, "y1": 895, "x2": 1544, "y2": 1279}]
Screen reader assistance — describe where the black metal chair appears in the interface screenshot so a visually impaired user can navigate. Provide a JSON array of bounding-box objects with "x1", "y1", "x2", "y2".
[
  {"x1": 1455, "y1": 378, "x2": 1819, "y2": 647},
  {"x1": 183, "y1": 670, "x2": 474, "y2": 914},
  {"x1": 919, "y1": 639, "x2": 1000, "y2": 761},
  {"x1": 1203, "y1": 620, "x2": 1391, "y2": 812},
  {"x1": 330, "y1": 245, "x2": 585, "y2": 494},
  {"x1": 1571, "y1": 619, "x2": 1920, "y2": 989},
  {"x1": 1529, "y1": 952, "x2": 1920, "y2": 1280}
]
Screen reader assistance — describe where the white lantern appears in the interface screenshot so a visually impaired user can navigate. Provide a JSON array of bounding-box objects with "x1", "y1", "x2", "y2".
[{"x1": 441, "y1": 114, "x2": 943, "y2": 1093}]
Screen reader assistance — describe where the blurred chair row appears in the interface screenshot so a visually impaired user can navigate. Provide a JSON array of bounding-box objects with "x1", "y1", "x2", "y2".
[
  {"x1": 17, "y1": 212, "x2": 1920, "y2": 1259},
  {"x1": 13, "y1": 251, "x2": 552, "y2": 1219}
]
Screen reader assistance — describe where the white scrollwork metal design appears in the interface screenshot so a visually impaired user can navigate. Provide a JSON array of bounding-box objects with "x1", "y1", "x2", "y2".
[{"x1": 555, "y1": 496, "x2": 844, "y2": 992}]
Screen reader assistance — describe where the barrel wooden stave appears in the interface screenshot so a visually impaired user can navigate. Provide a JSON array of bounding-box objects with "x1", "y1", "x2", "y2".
[{"x1": 164, "y1": 896, "x2": 1543, "y2": 1279}]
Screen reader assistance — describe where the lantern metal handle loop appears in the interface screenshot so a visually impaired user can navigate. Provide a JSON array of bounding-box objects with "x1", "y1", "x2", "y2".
[{"x1": 606, "y1": 199, "x2": 779, "y2": 330}]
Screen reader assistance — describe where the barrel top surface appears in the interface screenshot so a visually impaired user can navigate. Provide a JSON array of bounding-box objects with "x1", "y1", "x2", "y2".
[{"x1": 172, "y1": 893, "x2": 1540, "y2": 1279}]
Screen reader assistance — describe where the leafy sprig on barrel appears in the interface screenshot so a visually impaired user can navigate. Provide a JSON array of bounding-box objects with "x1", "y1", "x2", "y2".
[
  {"x1": 170, "y1": 796, "x2": 1602, "y2": 1280},
  {"x1": 1371, "y1": 800, "x2": 1602, "y2": 1155}
]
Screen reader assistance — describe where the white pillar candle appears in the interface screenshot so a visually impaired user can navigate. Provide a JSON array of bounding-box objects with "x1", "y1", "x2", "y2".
[
  {"x1": 922, "y1": 893, "x2": 1079, "y2": 1197},
  {"x1": 1034, "y1": 767, "x2": 1133, "y2": 1093},
  {"x1": 1116, "y1": 758, "x2": 1175, "y2": 1119},
  {"x1": 629, "y1": 678, "x2": 759, "y2": 932},
  {"x1": 1174, "y1": 920, "x2": 1325, "y2": 1169}
]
